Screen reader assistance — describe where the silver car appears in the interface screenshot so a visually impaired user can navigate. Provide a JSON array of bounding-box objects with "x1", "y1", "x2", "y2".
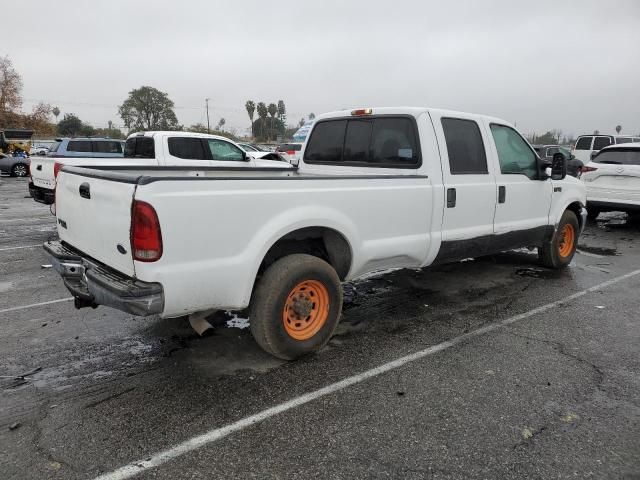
[{"x1": 0, "y1": 153, "x2": 30, "y2": 177}]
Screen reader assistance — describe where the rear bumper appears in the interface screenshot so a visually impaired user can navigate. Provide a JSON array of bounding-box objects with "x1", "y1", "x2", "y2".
[
  {"x1": 44, "y1": 240, "x2": 164, "y2": 316},
  {"x1": 29, "y1": 182, "x2": 55, "y2": 205}
]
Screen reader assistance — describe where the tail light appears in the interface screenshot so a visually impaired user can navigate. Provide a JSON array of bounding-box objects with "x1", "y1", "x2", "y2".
[
  {"x1": 580, "y1": 166, "x2": 598, "y2": 173},
  {"x1": 54, "y1": 162, "x2": 63, "y2": 179},
  {"x1": 131, "y1": 200, "x2": 162, "y2": 262},
  {"x1": 286, "y1": 150, "x2": 296, "y2": 155}
]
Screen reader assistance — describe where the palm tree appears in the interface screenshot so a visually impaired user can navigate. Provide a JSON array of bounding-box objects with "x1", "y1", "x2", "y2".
[
  {"x1": 217, "y1": 118, "x2": 226, "y2": 132},
  {"x1": 256, "y1": 102, "x2": 268, "y2": 140},
  {"x1": 245, "y1": 100, "x2": 255, "y2": 133},
  {"x1": 267, "y1": 103, "x2": 277, "y2": 141},
  {"x1": 616, "y1": 125, "x2": 622, "y2": 134},
  {"x1": 52, "y1": 106, "x2": 60, "y2": 121},
  {"x1": 309, "y1": 113, "x2": 316, "y2": 120}
]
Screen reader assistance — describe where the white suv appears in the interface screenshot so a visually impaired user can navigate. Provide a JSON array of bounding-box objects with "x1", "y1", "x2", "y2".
[
  {"x1": 581, "y1": 143, "x2": 640, "y2": 219},
  {"x1": 573, "y1": 134, "x2": 640, "y2": 163}
]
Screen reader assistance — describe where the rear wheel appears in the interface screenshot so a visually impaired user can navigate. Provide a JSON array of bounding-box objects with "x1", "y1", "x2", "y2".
[
  {"x1": 250, "y1": 254, "x2": 342, "y2": 360},
  {"x1": 11, "y1": 163, "x2": 28, "y2": 177},
  {"x1": 538, "y1": 210, "x2": 579, "y2": 269}
]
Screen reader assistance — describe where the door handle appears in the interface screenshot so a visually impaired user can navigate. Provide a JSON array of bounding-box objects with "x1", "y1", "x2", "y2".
[
  {"x1": 79, "y1": 182, "x2": 91, "y2": 199},
  {"x1": 498, "y1": 186, "x2": 506, "y2": 203},
  {"x1": 446, "y1": 188, "x2": 456, "y2": 208}
]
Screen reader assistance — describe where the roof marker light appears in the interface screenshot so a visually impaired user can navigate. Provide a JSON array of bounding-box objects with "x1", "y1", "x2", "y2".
[{"x1": 351, "y1": 108, "x2": 373, "y2": 116}]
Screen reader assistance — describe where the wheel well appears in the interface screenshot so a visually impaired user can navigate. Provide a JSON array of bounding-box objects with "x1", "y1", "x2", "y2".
[
  {"x1": 566, "y1": 202, "x2": 584, "y2": 230},
  {"x1": 258, "y1": 227, "x2": 352, "y2": 280}
]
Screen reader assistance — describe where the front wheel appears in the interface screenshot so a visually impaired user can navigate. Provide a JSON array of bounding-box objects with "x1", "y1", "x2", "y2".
[
  {"x1": 250, "y1": 254, "x2": 342, "y2": 360},
  {"x1": 538, "y1": 210, "x2": 579, "y2": 269}
]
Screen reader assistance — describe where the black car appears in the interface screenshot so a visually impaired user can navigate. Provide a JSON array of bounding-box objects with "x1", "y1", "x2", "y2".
[{"x1": 532, "y1": 144, "x2": 583, "y2": 177}]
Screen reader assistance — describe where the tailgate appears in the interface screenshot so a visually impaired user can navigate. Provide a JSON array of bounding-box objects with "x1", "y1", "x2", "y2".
[
  {"x1": 30, "y1": 157, "x2": 56, "y2": 189},
  {"x1": 55, "y1": 170, "x2": 136, "y2": 276}
]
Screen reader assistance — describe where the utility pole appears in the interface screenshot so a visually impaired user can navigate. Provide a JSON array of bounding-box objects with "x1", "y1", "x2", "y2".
[{"x1": 205, "y1": 98, "x2": 210, "y2": 134}]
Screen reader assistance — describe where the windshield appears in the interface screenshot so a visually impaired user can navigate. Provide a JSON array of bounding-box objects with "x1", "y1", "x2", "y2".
[{"x1": 593, "y1": 149, "x2": 640, "y2": 165}]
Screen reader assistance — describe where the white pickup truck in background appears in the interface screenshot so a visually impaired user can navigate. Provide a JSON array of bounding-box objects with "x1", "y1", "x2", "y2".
[
  {"x1": 28, "y1": 131, "x2": 291, "y2": 204},
  {"x1": 45, "y1": 107, "x2": 587, "y2": 360}
]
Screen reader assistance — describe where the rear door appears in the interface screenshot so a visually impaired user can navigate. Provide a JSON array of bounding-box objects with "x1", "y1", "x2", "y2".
[
  {"x1": 487, "y1": 122, "x2": 552, "y2": 242},
  {"x1": 55, "y1": 170, "x2": 136, "y2": 276},
  {"x1": 430, "y1": 112, "x2": 497, "y2": 257}
]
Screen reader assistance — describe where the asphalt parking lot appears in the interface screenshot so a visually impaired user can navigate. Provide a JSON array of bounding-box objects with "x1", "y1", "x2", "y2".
[{"x1": 1, "y1": 176, "x2": 639, "y2": 480}]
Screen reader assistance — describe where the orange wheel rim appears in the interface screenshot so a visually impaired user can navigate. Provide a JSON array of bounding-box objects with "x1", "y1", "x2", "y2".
[
  {"x1": 558, "y1": 224, "x2": 575, "y2": 258},
  {"x1": 282, "y1": 280, "x2": 330, "y2": 341}
]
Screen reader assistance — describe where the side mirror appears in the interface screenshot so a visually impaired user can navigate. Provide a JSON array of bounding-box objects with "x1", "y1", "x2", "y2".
[
  {"x1": 590, "y1": 151, "x2": 599, "y2": 161},
  {"x1": 551, "y1": 153, "x2": 567, "y2": 180}
]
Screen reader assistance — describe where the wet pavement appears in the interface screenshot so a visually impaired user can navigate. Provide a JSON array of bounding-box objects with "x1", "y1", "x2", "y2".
[{"x1": 1, "y1": 176, "x2": 639, "y2": 479}]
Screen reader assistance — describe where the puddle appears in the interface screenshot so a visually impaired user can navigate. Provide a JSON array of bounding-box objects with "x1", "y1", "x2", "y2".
[
  {"x1": 514, "y1": 267, "x2": 562, "y2": 279},
  {"x1": 576, "y1": 245, "x2": 619, "y2": 256}
]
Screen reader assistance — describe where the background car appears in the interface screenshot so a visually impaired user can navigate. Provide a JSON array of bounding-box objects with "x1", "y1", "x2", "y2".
[
  {"x1": 275, "y1": 142, "x2": 303, "y2": 164},
  {"x1": 0, "y1": 152, "x2": 30, "y2": 177},
  {"x1": 30, "y1": 145, "x2": 50, "y2": 156},
  {"x1": 572, "y1": 134, "x2": 640, "y2": 163},
  {"x1": 47, "y1": 137, "x2": 125, "y2": 158},
  {"x1": 533, "y1": 144, "x2": 583, "y2": 177},
  {"x1": 580, "y1": 143, "x2": 640, "y2": 219},
  {"x1": 237, "y1": 142, "x2": 287, "y2": 162}
]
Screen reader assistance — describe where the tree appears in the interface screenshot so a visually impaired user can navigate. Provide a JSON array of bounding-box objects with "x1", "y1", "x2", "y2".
[
  {"x1": 251, "y1": 117, "x2": 285, "y2": 142},
  {"x1": 277, "y1": 100, "x2": 286, "y2": 124},
  {"x1": 616, "y1": 125, "x2": 622, "y2": 134},
  {"x1": 268, "y1": 103, "x2": 277, "y2": 119},
  {"x1": 118, "y1": 86, "x2": 179, "y2": 132},
  {"x1": 256, "y1": 102, "x2": 268, "y2": 139},
  {"x1": 0, "y1": 55, "x2": 22, "y2": 113},
  {"x1": 308, "y1": 112, "x2": 316, "y2": 120},
  {"x1": 299, "y1": 118, "x2": 305, "y2": 127},
  {"x1": 245, "y1": 100, "x2": 255, "y2": 128},
  {"x1": 216, "y1": 117, "x2": 226, "y2": 131},
  {"x1": 52, "y1": 106, "x2": 60, "y2": 121},
  {"x1": 57, "y1": 114, "x2": 83, "y2": 136},
  {"x1": 593, "y1": 130, "x2": 600, "y2": 135}
]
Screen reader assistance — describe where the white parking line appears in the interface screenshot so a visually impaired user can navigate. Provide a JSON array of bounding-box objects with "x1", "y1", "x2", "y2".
[
  {"x1": 0, "y1": 297, "x2": 73, "y2": 315},
  {"x1": 0, "y1": 244, "x2": 41, "y2": 252},
  {"x1": 93, "y1": 268, "x2": 640, "y2": 480}
]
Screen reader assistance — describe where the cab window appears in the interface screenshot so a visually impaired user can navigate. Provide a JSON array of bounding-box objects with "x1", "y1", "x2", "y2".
[
  {"x1": 207, "y1": 139, "x2": 245, "y2": 161},
  {"x1": 575, "y1": 136, "x2": 592, "y2": 150},
  {"x1": 490, "y1": 124, "x2": 538, "y2": 179},
  {"x1": 593, "y1": 136, "x2": 612, "y2": 150}
]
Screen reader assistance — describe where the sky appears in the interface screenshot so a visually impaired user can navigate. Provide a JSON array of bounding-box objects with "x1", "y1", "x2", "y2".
[{"x1": 4, "y1": 0, "x2": 640, "y2": 138}]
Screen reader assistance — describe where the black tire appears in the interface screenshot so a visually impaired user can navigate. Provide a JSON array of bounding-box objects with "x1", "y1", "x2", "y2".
[
  {"x1": 586, "y1": 208, "x2": 600, "y2": 221},
  {"x1": 250, "y1": 254, "x2": 342, "y2": 360},
  {"x1": 538, "y1": 210, "x2": 579, "y2": 269},
  {"x1": 11, "y1": 163, "x2": 28, "y2": 177}
]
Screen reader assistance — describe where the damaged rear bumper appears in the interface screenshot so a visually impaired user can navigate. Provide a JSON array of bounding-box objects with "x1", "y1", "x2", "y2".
[{"x1": 43, "y1": 240, "x2": 164, "y2": 316}]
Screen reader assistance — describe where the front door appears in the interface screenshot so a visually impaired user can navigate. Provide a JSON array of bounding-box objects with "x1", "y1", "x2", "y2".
[{"x1": 486, "y1": 123, "x2": 552, "y2": 247}]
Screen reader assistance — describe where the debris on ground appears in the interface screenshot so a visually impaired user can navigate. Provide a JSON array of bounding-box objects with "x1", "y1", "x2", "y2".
[
  {"x1": 40, "y1": 264, "x2": 52, "y2": 269},
  {"x1": 9, "y1": 422, "x2": 21, "y2": 431}
]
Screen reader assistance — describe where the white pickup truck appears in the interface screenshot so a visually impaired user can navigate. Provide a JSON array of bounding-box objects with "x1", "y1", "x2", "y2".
[
  {"x1": 28, "y1": 131, "x2": 290, "y2": 204},
  {"x1": 45, "y1": 107, "x2": 587, "y2": 360}
]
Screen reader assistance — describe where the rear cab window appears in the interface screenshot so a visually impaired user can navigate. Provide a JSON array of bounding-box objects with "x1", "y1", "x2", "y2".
[
  {"x1": 615, "y1": 137, "x2": 633, "y2": 144},
  {"x1": 124, "y1": 137, "x2": 155, "y2": 158},
  {"x1": 304, "y1": 116, "x2": 420, "y2": 168}
]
